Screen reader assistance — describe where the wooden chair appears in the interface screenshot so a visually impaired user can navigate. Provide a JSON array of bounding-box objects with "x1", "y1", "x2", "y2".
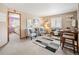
[{"x1": 60, "y1": 30, "x2": 78, "y2": 53}]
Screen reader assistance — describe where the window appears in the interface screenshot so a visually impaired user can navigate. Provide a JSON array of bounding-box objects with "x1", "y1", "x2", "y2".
[
  {"x1": 26, "y1": 19, "x2": 32, "y2": 28},
  {"x1": 32, "y1": 18, "x2": 41, "y2": 28},
  {"x1": 26, "y1": 18, "x2": 41, "y2": 28},
  {"x1": 51, "y1": 16, "x2": 62, "y2": 29}
]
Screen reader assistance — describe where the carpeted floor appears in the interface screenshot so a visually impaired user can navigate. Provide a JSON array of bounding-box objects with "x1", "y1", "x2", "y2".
[{"x1": 0, "y1": 33, "x2": 74, "y2": 55}]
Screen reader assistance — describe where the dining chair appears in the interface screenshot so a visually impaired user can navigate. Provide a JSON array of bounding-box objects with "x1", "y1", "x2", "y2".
[{"x1": 60, "y1": 30, "x2": 78, "y2": 53}]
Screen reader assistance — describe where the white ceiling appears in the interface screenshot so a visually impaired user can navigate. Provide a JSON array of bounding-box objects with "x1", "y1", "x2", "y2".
[{"x1": 3, "y1": 3, "x2": 78, "y2": 17}]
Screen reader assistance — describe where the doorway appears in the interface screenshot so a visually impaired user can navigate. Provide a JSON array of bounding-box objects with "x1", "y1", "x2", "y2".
[{"x1": 8, "y1": 11, "x2": 21, "y2": 41}]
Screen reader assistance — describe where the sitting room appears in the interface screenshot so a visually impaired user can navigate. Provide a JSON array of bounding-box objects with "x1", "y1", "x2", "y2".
[{"x1": 0, "y1": 3, "x2": 79, "y2": 55}]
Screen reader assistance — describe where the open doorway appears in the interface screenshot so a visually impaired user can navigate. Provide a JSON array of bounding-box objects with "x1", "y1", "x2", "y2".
[{"x1": 8, "y1": 11, "x2": 21, "y2": 41}]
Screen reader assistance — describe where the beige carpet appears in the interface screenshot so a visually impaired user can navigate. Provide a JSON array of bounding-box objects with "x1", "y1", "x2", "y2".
[{"x1": 0, "y1": 33, "x2": 74, "y2": 55}]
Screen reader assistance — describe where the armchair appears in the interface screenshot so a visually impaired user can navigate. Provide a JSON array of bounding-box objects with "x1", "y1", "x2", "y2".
[
  {"x1": 26, "y1": 28, "x2": 37, "y2": 40},
  {"x1": 39, "y1": 27, "x2": 46, "y2": 36}
]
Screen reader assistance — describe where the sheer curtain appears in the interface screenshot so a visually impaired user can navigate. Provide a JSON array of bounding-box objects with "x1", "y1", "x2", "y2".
[{"x1": 51, "y1": 16, "x2": 62, "y2": 29}]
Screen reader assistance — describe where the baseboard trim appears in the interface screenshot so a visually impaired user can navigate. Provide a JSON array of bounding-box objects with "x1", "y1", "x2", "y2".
[
  {"x1": 20, "y1": 37, "x2": 27, "y2": 39},
  {"x1": 0, "y1": 41, "x2": 9, "y2": 48}
]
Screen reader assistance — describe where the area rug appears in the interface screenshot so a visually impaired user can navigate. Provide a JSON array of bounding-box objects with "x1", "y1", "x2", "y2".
[{"x1": 33, "y1": 38, "x2": 60, "y2": 53}]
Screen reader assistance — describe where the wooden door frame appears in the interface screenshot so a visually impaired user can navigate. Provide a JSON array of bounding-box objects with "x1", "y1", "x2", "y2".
[{"x1": 7, "y1": 11, "x2": 21, "y2": 41}]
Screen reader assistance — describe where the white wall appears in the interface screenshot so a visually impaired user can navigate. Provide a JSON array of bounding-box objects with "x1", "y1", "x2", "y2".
[
  {"x1": 0, "y1": 13, "x2": 6, "y2": 22},
  {"x1": 0, "y1": 12, "x2": 7, "y2": 46}
]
